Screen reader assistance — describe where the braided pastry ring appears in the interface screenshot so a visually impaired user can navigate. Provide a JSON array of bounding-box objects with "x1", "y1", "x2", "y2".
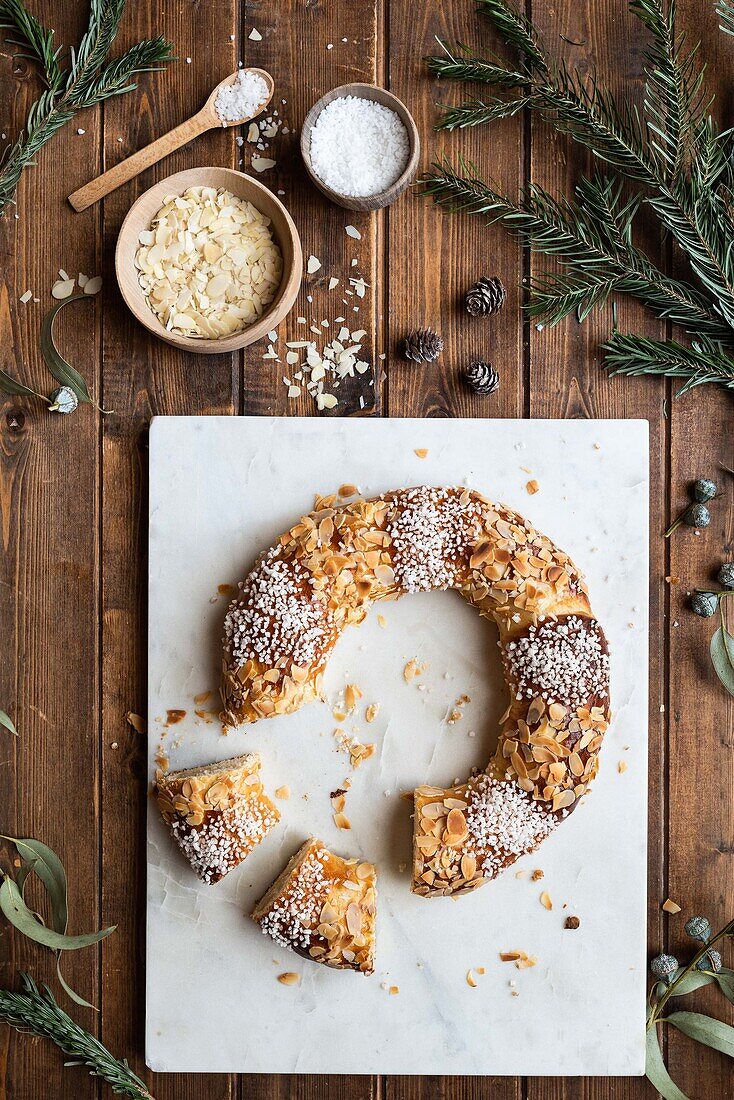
[{"x1": 221, "y1": 486, "x2": 610, "y2": 897}]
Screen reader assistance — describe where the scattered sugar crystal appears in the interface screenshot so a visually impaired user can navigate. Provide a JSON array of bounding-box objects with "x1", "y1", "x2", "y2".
[{"x1": 309, "y1": 95, "x2": 409, "y2": 197}]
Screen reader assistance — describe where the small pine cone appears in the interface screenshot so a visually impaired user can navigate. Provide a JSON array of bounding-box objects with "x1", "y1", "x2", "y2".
[
  {"x1": 404, "y1": 328, "x2": 443, "y2": 363},
  {"x1": 465, "y1": 276, "x2": 507, "y2": 317},
  {"x1": 464, "y1": 361, "x2": 499, "y2": 396}
]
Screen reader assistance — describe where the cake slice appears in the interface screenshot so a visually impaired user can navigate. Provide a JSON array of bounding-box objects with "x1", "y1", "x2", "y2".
[
  {"x1": 252, "y1": 838, "x2": 376, "y2": 973},
  {"x1": 412, "y1": 773, "x2": 557, "y2": 897},
  {"x1": 155, "y1": 752, "x2": 279, "y2": 884}
]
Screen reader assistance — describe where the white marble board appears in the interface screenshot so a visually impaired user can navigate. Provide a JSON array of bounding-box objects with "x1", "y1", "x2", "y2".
[{"x1": 147, "y1": 416, "x2": 649, "y2": 1076}]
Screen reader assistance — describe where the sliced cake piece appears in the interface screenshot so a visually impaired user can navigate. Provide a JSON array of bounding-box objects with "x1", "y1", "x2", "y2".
[
  {"x1": 252, "y1": 838, "x2": 376, "y2": 973},
  {"x1": 412, "y1": 773, "x2": 557, "y2": 898},
  {"x1": 155, "y1": 752, "x2": 279, "y2": 884}
]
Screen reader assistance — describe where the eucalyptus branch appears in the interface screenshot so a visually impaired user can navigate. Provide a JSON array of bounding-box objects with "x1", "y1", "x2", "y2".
[
  {"x1": 650, "y1": 919, "x2": 734, "y2": 1025},
  {"x1": 0, "y1": 0, "x2": 174, "y2": 216},
  {"x1": 0, "y1": 974, "x2": 153, "y2": 1098}
]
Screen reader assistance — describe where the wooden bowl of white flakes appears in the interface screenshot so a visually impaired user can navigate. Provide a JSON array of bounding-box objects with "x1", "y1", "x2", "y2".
[
  {"x1": 301, "y1": 83, "x2": 420, "y2": 212},
  {"x1": 115, "y1": 167, "x2": 302, "y2": 354}
]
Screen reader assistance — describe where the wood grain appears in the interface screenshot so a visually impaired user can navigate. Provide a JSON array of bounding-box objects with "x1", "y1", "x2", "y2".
[{"x1": 0, "y1": 0, "x2": 732, "y2": 1098}]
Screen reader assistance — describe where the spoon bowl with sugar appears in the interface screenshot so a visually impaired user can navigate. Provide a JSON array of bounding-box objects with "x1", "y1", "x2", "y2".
[{"x1": 68, "y1": 68, "x2": 274, "y2": 213}]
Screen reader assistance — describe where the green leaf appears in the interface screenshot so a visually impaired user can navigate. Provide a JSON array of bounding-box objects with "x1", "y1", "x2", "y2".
[
  {"x1": 0, "y1": 368, "x2": 44, "y2": 400},
  {"x1": 0, "y1": 709, "x2": 18, "y2": 736},
  {"x1": 670, "y1": 968, "x2": 716, "y2": 996},
  {"x1": 0, "y1": 876, "x2": 115, "y2": 950},
  {"x1": 15, "y1": 858, "x2": 36, "y2": 898},
  {"x1": 40, "y1": 295, "x2": 94, "y2": 405},
  {"x1": 711, "y1": 625, "x2": 734, "y2": 696},
  {"x1": 56, "y1": 955, "x2": 97, "y2": 1011},
  {"x1": 666, "y1": 1010, "x2": 734, "y2": 1057},
  {"x1": 645, "y1": 1026, "x2": 691, "y2": 1100},
  {"x1": 2, "y1": 836, "x2": 68, "y2": 933},
  {"x1": 714, "y1": 967, "x2": 734, "y2": 1004}
]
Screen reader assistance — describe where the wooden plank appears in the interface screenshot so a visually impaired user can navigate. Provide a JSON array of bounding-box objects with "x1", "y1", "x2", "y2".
[
  {"x1": 664, "y1": 3, "x2": 734, "y2": 1096},
  {"x1": 385, "y1": 3, "x2": 524, "y2": 1100},
  {"x1": 526, "y1": 2, "x2": 666, "y2": 1099},
  {"x1": 240, "y1": 0, "x2": 382, "y2": 419},
  {"x1": 0, "y1": 2, "x2": 102, "y2": 1097},
  {"x1": 98, "y1": 3, "x2": 239, "y2": 1099}
]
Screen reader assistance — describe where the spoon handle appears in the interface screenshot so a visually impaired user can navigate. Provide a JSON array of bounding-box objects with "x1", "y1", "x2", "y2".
[{"x1": 68, "y1": 110, "x2": 212, "y2": 212}]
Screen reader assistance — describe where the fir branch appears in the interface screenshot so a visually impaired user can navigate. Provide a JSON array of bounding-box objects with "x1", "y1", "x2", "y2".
[
  {"x1": 420, "y1": 160, "x2": 734, "y2": 341},
  {"x1": 0, "y1": 974, "x2": 153, "y2": 1098},
  {"x1": 718, "y1": 0, "x2": 734, "y2": 36},
  {"x1": 0, "y1": 0, "x2": 174, "y2": 216},
  {"x1": 0, "y1": 0, "x2": 62, "y2": 89},
  {"x1": 476, "y1": 0, "x2": 549, "y2": 75},
  {"x1": 425, "y1": 41, "x2": 530, "y2": 89},
  {"x1": 602, "y1": 331, "x2": 734, "y2": 392},
  {"x1": 437, "y1": 94, "x2": 534, "y2": 130}
]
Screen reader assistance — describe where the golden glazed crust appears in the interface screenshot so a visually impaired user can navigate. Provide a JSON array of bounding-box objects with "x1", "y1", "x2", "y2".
[
  {"x1": 155, "y1": 753, "x2": 280, "y2": 884},
  {"x1": 252, "y1": 838, "x2": 377, "y2": 973},
  {"x1": 221, "y1": 486, "x2": 611, "y2": 898}
]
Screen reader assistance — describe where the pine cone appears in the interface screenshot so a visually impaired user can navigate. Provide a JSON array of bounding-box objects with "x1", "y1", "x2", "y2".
[
  {"x1": 404, "y1": 328, "x2": 443, "y2": 363},
  {"x1": 465, "y1": 276, "x2": 507, "y2": 317},
  {"x1": 464, "y1": 361, "x2": 499, "y2": 396}
]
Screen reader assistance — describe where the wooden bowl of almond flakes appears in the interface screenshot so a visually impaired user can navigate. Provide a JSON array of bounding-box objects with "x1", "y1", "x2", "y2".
[{"x1": 115, "y1": 167, "x2": 302, "y2": 354}]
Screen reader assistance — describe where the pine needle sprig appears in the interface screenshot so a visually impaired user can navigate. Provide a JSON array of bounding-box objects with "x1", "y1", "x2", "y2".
[
  {"x1": 0, "y1": 974, "x2": 153, "y2": 1098},
  {"x1": 0, "y1": 0, "x2": 174, "y2": 216},
  {"x1": 602, "y1": 332, "x2": 734, "y2": 392},
  {"x1": 422, "y1": 0, "x2": 734, "y2": 392}
]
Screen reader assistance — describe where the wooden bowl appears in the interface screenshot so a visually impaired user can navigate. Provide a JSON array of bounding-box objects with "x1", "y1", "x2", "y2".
[
  {"x1": 300, "y1": 83, "x2": 420, "y2": 212},
  {"x1": 115, "y1": 167, "x2": 302, "y2": 355}
]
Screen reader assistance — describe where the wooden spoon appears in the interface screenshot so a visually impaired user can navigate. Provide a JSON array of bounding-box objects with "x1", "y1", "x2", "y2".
[{"x1": 68, "y1": 68, "x2": 274, "y2": 212}]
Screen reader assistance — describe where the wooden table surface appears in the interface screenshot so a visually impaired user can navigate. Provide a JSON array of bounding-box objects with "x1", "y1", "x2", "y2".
[{"x1": 0, "y1": 1, "x2": 732, "y2": 1097}]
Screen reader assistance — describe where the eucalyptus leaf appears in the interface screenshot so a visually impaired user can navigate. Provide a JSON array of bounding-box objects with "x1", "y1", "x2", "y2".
[
  {"x1": 669, "y1": 969, "x2": 716, "y2": 996},
  {"x1": 0, "y1": 877, "x2": 115, "y2": 950},
  {"x1": 666, "y1": 1010, "x2": 734, "y2": 1057},
  {"x1": 645, "y1": 1026, "x2": 690, "y2": 1100},
  {"x1": 56, "y1": 956, "x2": 97, "y2": 1011},
  {"x1": 15, "y1": 858, "x2": 37, "y2": 898},
  {"x1": 0, "y1": 368, "x2": 44, "y2": 401},
  {"x1": 40, "y1": 295, "x2": 94, "y2": 405},
  {"x1": 1, "y1": 835, "x2": 68, "y2": 934},
  {"x1": 0, "y1": 709, "x2": 18, "y2": 736},
  {"x1": 710, "y1": 625, "x2": 734, "y2": 696},
  {"x1": 715, "y1": 967, "x2": 734, "y2": 1004}
]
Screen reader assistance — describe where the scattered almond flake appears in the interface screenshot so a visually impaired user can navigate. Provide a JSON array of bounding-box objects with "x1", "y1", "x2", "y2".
[
  {"x1": 252, "y1": 156, "x2": 276, "y2": 172},
  {"x1": 287, "y1": 385, "x2": 301, "y2": 399},
  {"x1": 267, "y1": 329, "x2": 278, "y2": 342},
  {"x1": 344, "y1": 683, "x2": 362, "y2": 711},
  {"x1": 339, "y1": 483, "x2": 358, "y2": 496},
  {"x1": 155, "y1": 745, "x2": 169, "y2": 771},
  {"x1": 403, "y1": 658, "x2": 426, "y2": 683},
  {"x1": 19, "y1": 290, "x2": 32, "y2": 304},
  {"x1": 51, "y1": 278, "x2": 75, "y2": 299},
  {"x1": 515, "y1": 870, "x2": 526, "y2": 879},
  {"x1": 466, "y1": 969, "x2": 477, "y2": 988},
  {"x1": 377, "y1": 614, "x2": 387, "y2": 628},
  {"x1": 345, "y1": 225, "x2": 361, "y2": 239},
  {"x1": 414, "y1": 448, "x2": 429, "y2": 459},
  {"x1": 307, "y1": 255, "x2": 322, "y2": 274},
  {"x1": 564, "y1": 915, "x2": 580, "y2": 929},
  {"x1": 247, "y1": 122, "x2": 259, "y2": 142},
  {"x1": 500, "y1": 950, "x2": 537, "y2": 969},
  {"x1": 662, "y1": 898, "x2": 681, "y2": 914},
  {"x1": 193, "y1": 690, "x2": 211, "y2": 705},
  {"x1": 331, "y1": 790, "x2": 347, "y2": 813},
  {"x1": 618, "y1": 760, "x2": 628, "y2": 774},
  {"x1": 351, "y1": 328, "x2": 366, "y2": 340},
  {"x1": 328, "y1": 277, "x2": 340, "y2": 290},
  {"x1": 333, "y1": 811, "x2": 351, "y2": 830},
  {"x1": 389, "y1": 985, "x2": 399, "y2": 995},
  {"x1": 275, "y1": 785, "x2": 291, "y2": 800},
  {"x1": 319, "y1": 393, "x2": 338, "y2": 410},
  {"x1": 262, "y1": 344, "x2": 279, "y2": 360},
  {"x1": 296, "y1": 316, "x2": 306, "y2": 324},
  {"x1": 83, "y1": 275, "x2": 102, "y2": 295},
  {"x1": 78, "y1": 272, "x2": 88, "y2": 287},
  {"x1": 126, "y1": 712, "x2": 146, "y2": 734},
  {"x1": 477, "y1": 967, "x2": 485, "y2": 975},
  {"x1": 249, "y1": 27, "x2": 262, "y2": 40},
  {"x1": 540, "y1": 891, "x2": 553, "y2": 910},
  {"x1": 284, "y1": 351, "x2": 298, "y2": 366},
  {"x1": 277, "y1": 971, "x2": 300, "y2": 985},
  {"x1": 365, "y1": 703, "x2": 379, "y2": 723},
  {"x1": 526, "y1": 479, "x2": 539, "y2": 495},
  {"x1": 350, "y1": 276, "x2": 367, "y2": 297},
  {"x1": 531, "y1": 868, "x2": 544, "y2": 881},
  {"x1": 77, "y1": 128, "x2": 85, "y2": 135},
  {"x1": 665, "y1": 575, "x2": 681, "y2": 584}
]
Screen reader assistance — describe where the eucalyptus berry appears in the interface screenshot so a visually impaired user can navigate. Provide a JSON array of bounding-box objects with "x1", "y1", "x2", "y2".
[
  {"x1": 685, "y1": 915, "x2": 711, "y2": 942},
  {"x1": 691, "y1": 592, "x2": 718, "y2": 617},
  {"x1": 684, "y1": 503, "x2": 710, "y2": 528},
  {"x1": 650, "y1": 953, "x2": 679, "y2": 983},
  {"x1": 48, "y1": 385, "x2": 78, "y2": 414},
  {"x1": 696, "y1": 948, "x2": 722, "y2": 973},
  {"x1": 693, "y1": 478, "x2": 717, "y2": 502},
  {"x1": 717, "y1": 562, "x2": 734, "y2": 589}
]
